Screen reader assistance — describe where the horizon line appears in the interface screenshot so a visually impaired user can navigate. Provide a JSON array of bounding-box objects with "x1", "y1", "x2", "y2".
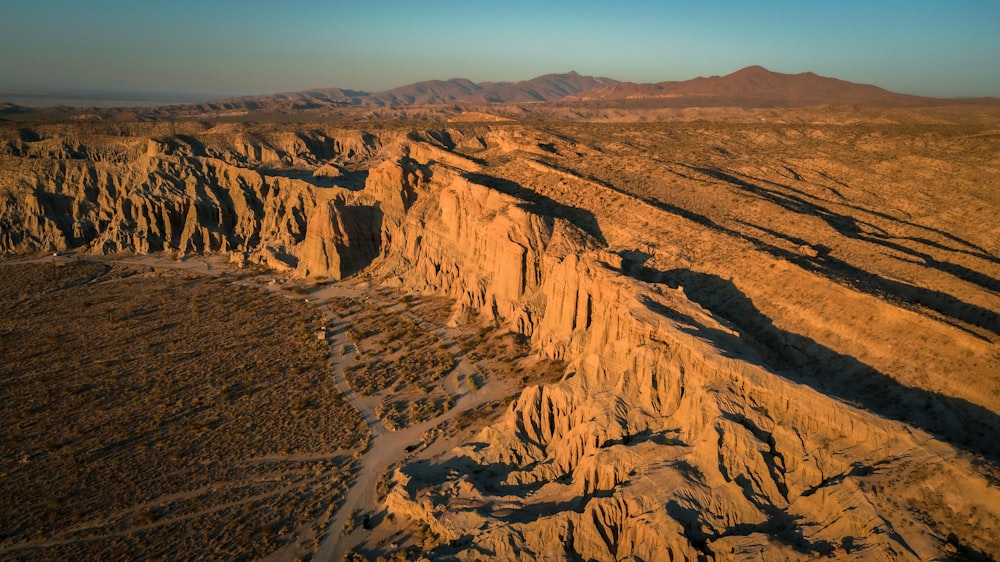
[{"x1": 3, "y1": 66, "x2": 999, "y2": 109}]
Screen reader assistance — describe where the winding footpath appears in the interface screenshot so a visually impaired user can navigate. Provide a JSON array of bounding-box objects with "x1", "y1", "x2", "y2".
[{"x1": 307, "y1": 284, "x2": 511, "y2": 562}]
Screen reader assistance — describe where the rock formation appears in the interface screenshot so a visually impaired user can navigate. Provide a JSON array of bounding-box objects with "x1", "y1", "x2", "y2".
[
  {"x1": 0, "y1": 124, "x2": 386, "y2": 278},
  {"x1": 1, "y1": 114, "x2": 998, "y2": 560},
  {"x1": 370, "y1": 156, "x2": 1000, "y2": 560}
]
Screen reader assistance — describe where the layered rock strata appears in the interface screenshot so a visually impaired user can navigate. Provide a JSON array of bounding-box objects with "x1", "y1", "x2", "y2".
[{"x1": 373, "y1": 164, "x2": 1000, "y2": 560}]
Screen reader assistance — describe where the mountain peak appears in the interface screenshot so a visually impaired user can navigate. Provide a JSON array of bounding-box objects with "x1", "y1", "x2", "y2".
[
  {"x1": 730, "y1": 65, "x2": 775, "y2": 76},
  {"x1": 569, "y1": 65, "x2": 932, "y2": 107}
]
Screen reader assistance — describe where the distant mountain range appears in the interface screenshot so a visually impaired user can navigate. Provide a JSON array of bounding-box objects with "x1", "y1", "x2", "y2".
[
  {"x1": 4, "y1": 67, "x2": 995, "y2": 117},
  {"x1": 170, "y1": 66, "x2": 976, "y2": 115},
  {"x1": 180, "y1": 71, "x2": 618, "y2": 114}
]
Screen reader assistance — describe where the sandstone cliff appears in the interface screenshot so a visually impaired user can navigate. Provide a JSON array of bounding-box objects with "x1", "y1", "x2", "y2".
[
  {"x1": 371, "y1": 164, "x2": 1000, "y2": 559},
  {"x1": 0, "y1": 124, "x2": 389, "y2": 279}
]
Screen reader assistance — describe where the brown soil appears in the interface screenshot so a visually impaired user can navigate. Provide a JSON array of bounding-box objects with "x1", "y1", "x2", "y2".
[{"x1": 0, "y1": 261, "x2": 364, "y2": 560}]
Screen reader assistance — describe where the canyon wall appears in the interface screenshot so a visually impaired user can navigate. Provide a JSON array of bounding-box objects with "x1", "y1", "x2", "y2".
[
  {"x1": 371, "y1": 158, "x2": 999, "y2": 560},
  {"x1": 0, "y1": 125, "x2": 386, "y2": 278}
]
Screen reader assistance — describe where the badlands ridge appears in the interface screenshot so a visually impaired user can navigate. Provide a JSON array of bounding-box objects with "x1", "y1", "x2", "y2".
[{"x1": 1, "y1": 92, "x2": 999, "y2": 560}]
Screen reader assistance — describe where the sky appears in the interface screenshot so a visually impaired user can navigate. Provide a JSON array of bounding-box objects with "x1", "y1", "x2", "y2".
[{"x1": 1, "y1": 0, "x2": 998, "y2": 100}]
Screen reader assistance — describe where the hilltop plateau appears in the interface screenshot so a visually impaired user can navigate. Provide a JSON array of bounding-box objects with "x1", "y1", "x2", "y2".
[{"x1": 1, "y1": 79, "x2": 999, "y2": 560}]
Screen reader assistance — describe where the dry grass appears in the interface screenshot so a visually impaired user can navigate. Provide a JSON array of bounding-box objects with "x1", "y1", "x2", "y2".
[
  {"x1": 335, "y1": 297, "x2": 457, "y2": 429},
  {"x1": 329, "y1": 290, "x2": 566, "y2": 434},
  {"x1": 0, "y1": 261, "x2": 366, "y2": 560}
]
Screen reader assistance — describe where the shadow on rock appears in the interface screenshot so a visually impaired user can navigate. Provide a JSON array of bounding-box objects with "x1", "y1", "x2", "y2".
[{"x1": 635, "y1": 267, "x2": 1000, "y2": 465}]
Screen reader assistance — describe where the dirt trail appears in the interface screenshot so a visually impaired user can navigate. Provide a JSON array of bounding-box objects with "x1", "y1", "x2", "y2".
[{"x1": 309, "y1": 283, "x2": 512, "y2": 562}]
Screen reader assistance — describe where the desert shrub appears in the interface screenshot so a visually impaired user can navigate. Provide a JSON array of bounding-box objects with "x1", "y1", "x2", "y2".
[
  {"x1": 342, "y1": 510, "x2": 357, "y2": 535},
  {"x1": 0, "y1": 262, "x2": 365, "y2": 560}
]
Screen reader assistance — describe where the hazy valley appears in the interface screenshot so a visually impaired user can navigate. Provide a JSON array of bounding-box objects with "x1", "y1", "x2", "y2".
[{"x1": 1, "y1": 69, "x2": 999, "y2": 561}]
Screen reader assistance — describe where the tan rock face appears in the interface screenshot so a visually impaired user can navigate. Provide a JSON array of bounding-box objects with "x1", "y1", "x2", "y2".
[
  {"x1": 295, "y1": 195, "x2": 383, "y2": 278},
  {"x1": 2, "y1": 116, "x2": 998, "y2": 561},
  {"x1": 0, "y1": 125, "x2": 395, "y2": 279}
]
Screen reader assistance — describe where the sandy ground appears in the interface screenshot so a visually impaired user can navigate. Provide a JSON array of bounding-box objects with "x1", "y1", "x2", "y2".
[{"x1": 306, "y1": 281, "x2": 516, "y2": 562}]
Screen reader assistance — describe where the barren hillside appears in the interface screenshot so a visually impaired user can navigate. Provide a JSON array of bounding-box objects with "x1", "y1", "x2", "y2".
[{"x1": 1, "y1": 103, "x2": 998, "y2": 560}]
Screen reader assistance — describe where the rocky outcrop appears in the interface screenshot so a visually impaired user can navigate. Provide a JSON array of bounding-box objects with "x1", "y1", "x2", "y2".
[
  {"x1": 295, "y1": 195, "x2": 382, "y2": 278},
  {"x1": 385, "y1": 244, "x2": 1000, "y2": 559},
  {"x1": 0, "y1": 126, "x2": 391, "y2": 279}
]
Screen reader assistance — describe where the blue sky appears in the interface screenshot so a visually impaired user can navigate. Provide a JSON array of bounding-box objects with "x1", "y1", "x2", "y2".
[{"x1": 1, "y1": 0, "x2": 997, "y2": 98}]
